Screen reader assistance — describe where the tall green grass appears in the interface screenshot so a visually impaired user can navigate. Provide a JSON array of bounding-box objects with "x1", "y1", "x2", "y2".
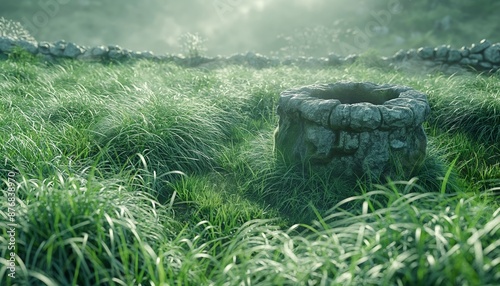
[
  {"x1": 208, "y1": 186, "x2": 500, "y2": 285},
  {"x1": 1, "y1": 55, "x2": 499, "y2": 285},
  {"x1": 426, "y1": 74, "x2": 500, "y2": 144},
  {"x1": 1, "y1": 171, "x2": 174, "y2": 285}
]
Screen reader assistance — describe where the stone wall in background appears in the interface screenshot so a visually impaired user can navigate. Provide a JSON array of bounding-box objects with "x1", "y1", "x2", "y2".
[
  {"x1": 393, "y1": 39, "x2": 500, "y2": 73},
  {"x1": 0, "y1": 36, "x2": 499, "y2": 73}
]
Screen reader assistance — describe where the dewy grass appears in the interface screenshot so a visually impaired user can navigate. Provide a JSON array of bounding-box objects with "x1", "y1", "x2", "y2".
[
  {"x1": 426, "y1": 74, "x2": 500, "y2": 144},
  {"x1": 169, "y1": 173, "x2": 278, "y2": 239},
  {"x1": 208, "y1": 185, "x2": 500, "y2": 286},
  {"x1": 91, "y1": 88, "x2": 230, "y2": 175},
  {"x1": 427, "y1": 126, "x2": 500, "y2": 191},
  {"x1": 0, "y1": 55, "x2": 499, "y2": 285},
  {"x1": 0, "y1": 171, "x2": 180, "y2": 285}
]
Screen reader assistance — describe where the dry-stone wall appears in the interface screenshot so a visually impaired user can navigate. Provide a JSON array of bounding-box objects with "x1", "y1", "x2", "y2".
[
  {"x1": 394, "y1": 39, "x2": 500, "y2": 72},
  {"x1": 0, "y1": 36, "x2": 499, "y2": 72}
]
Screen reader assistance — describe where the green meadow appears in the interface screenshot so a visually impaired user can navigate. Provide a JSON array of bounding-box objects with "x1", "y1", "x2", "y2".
[{"x1": 0, "y1": 51, "x2": 499, "y2": 285}]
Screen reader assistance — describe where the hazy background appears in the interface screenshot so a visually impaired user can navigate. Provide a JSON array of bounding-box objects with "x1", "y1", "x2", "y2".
[{"x1": 1, "y1": 0, "x2": 498, "y2": 57}]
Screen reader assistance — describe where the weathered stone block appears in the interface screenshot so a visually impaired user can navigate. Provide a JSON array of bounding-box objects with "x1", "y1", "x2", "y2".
[
  {"x1": 337, "y1": 131, "x2": 359, "y2": 153},
  {"x1": 38, "y1": 41, "x2": 51, "y2": 55},
  {"x1": 435, "y1": 45, "x2": 450, "y2": 60},
  {"x1": 417, "y1": 47, "x2": 434, "y2": 59},
  {"x1": 91, "y1": 46, "x2": 109, "y2": 57},
  {"x1": 349, "y1": 103, "x2": 382, "y2": 131},
  {"x1": 63, "y1": 42, "x2": 84, "y2": 58},
  {"x1": 379, "y1": 105, "x2": 414, "y2": 128},
  {"x1": 0, "y1": 37, "x2": 15, "y2": 52},
  {"x1": 484, "y1": 44, "x2": 500, "y2": 64},
  {"x1": 479, "y1": 61, "x2": 493, "y2": 69},
  {"x1": 50, "y1": 40, "x2": 66, "y2": 57},
  {"x1": 300, "y1": 99, "x2": 340, "y2": 126},
  {"x1": 447, "y1": 49, "x2": 462, "y2": 62},
  {"x1": 329, "y1": 104, "x2": 351, "y2": 129},
  {"x1": 470, "y1": 39, "x2": 491, "y2": 54},
  {"x1": 304, "y1": 122, "x2": 336, "y2": 162},
  {"x1": 469, "y1": 53, "x2": 484, "y2": 61}
]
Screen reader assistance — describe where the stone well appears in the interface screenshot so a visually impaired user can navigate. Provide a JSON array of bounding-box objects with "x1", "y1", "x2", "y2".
[{"x1": 274, "y1": 81, "x2": 431, "y2": 179}]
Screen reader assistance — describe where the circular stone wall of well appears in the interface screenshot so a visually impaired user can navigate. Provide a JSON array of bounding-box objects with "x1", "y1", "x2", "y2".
[{"x1": 274, "y1": 81, "x2": 431, "y2": 179}]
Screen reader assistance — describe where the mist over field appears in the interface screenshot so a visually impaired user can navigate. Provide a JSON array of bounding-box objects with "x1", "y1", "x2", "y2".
[{"x1": 1, "y1": 0, "x2": 499, "y2": 56}]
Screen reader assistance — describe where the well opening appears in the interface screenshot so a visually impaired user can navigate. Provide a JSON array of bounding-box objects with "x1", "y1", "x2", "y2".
[{"x1": 310, "y1": 83, "x2": 400, "y2": 105}]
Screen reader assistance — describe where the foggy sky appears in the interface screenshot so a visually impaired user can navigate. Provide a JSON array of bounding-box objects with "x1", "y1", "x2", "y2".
[{"x1": 0, "y1": 0, "x2": 496, "y2": 57}]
